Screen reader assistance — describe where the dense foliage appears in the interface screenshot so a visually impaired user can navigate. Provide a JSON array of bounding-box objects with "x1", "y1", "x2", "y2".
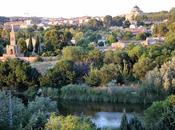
[
  {"x1": 45, "y1": 114, "x2": 95, "y2": 130},
  {"x1": 0, "y1": 7, "x2": 175, "y2": 130},
  {"x1": 0, "y1": 59, "x2": 40, "y2": 91},
  {"x1": 0, "y1": 92, "x2": 58, "y2": 130}
]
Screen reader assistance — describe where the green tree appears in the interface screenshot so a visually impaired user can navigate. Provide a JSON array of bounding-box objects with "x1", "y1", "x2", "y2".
[
  {"x1": 86, "y1": 19, "x2": 103, "y2": 30},
  {"x1": 87, "y1": 49, "x2": 103, "y2": 67},
  {"x1": 24, "y1": 96, "x2": 58, "y2": 130},
  {"x1": 103, "y1": 51, "x2": 114, "y2": 64},
  {"x1": 122, "y1": 32, "x2": 133, "y2": 40},
  {"x1": 0, "y1": 59, "x2": 40, "y2": 91},
  {"x1": 62, "y1": 46, "x2": 86, "y2": 62},
  {"x1": 144, "y1": 95, "x2": 175, "y2": 130},
  {"x1": 153, "y1": 23, "x2": 169, "y2": 37},
  {"x1": 34, "y1": 35, "x2": 40, "y2": 53},
  {"x1": 112, "y1": 16, "x2": 125, "y2": 26},
  {"x1": 74, "y1": 31, "x2": 84, "y2": 42},
  {"x1": 99, "y1": 64, "x2": 122, "y2": 86},
  {"x1": 64, "y1": 31, "x2": 73, "y2": 43},
  {"x1": 44, "y1": 29, "x2": 67, "y2": 51},
  {"x1": 28, "y1": 35, "x2": 33, "y2": 52},
  {"x1": 135, "y1": 33, "x2": 147, "y2": 40},
  {"x1": 40, "y1": 59, "x2": 76, "y2": 88},
  {"x1": 133, "y1": 56, "x2": 153, "y2": 79},
  {"x1": 103, "y1": 15, "x2": 113, "y2": 28},
  {"x1": 17, "y1": 38, "x2": 27, "y2": 54},
  {"x1": 165, "y1": 32, "x2": 175, "y2": 46},
  {"x1": 128, "y1": 115, "x2": 145, "y2": 130},
  {"x1": 123, "y1": 20, "x2": 131, "y2": 28},
  {"x1": 106, "y1": 34, "x2": 116, "y2": 44},
  {"x1": 84, "y1": 68, "x2": 101, "y2": 87},
  {"x1": 128, "y1": 45, "x2": 145, "y2": 63},
  {"x1": 0, "y1": 91, "x2": 26, "y2": 130},
  {"x1": 45, "y1": 114, "x2": 95, "y2": 130}
]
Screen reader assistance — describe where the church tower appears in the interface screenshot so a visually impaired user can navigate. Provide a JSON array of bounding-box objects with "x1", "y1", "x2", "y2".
[
  {"x1": 10, "y1": 24, "x2": 16, "y2": 46},
  {"x1": 3, "y1": 25, "x2": 23, "y2": 58}
]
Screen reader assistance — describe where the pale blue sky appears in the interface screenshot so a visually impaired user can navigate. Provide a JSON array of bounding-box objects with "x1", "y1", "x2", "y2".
[{"x1": 1, "y1": 0, "x2": 175, "y2": 18}]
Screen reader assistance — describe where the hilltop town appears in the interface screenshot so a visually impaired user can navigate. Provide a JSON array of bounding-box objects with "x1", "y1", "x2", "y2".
[{"x1": 0, "y1": 6, "x2": 171, "y2": 59}]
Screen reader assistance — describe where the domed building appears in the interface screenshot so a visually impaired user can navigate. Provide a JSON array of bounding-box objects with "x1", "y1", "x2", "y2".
[{"x1": 125, "y1": 5, "x2": 143, "y2": 22}]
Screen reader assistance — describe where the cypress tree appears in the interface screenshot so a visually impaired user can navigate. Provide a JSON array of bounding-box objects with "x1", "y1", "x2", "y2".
[
  {"x1": 28, "y1": 35, "x2": 33, "y2": 53},
  {"x1": 35, "y1": 35, "x2": 40, "y2": 53}
]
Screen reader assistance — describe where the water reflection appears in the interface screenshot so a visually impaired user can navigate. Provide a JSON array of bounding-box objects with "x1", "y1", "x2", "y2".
[
  {"x1": 58, "y1": 100, "x2": 149, "y2": 128},
  {"x1": 92, "y1": 112, "x2": 133, "y2": 128}
]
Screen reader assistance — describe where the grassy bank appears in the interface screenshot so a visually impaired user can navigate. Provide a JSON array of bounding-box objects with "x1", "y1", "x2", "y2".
[{"x1": 60, "y1": 84, "x2": 164, "y2": 104}]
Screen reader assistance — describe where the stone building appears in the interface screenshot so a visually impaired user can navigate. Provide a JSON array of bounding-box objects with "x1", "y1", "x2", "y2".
[
  {"x1": 0, "y1": 25, "x2": 38, "y2": 62},
  {"x1": 2, "y1": 25, "x2": 23, "y2": 58},
  {"x1": 125, "y1": 5, "x2": 143, "y2": 22}
]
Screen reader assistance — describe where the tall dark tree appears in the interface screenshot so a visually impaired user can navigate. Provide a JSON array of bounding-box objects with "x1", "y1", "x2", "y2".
[
  {"x1": 35, "y1": 35, "x2": 40, "y2": 53},
  {"x1": 123, "y1": 20, "x2": 131, "y2": 28},
  {"x1": 28, "y1": 35, "x2": 33, "y2": 53},
  {"x1": 103, "y1": 15, "x2": 113, "y2": 28},
  {"x1": 128, "y1": 115, "x2": 145, "y2": 130},
  {"x1": 120, "y1": 110, "x2": 129, "y2": 130},
  {"x1": 112, "y1": 16, "x2": 125, "y2": 26}
]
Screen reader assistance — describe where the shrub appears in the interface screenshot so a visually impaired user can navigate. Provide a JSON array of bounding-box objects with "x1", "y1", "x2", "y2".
[{"x1": 45, "y1": 113, "x2": 95, "y2": 130}]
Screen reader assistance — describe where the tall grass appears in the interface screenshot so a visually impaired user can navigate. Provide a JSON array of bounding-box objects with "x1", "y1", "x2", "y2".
[{"x1": 60, "y1": 84, "x2": 163, "y2": 104}]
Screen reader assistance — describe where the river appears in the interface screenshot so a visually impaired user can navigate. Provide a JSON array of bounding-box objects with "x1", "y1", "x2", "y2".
[{"x1": 57, "y1": 100, "x2": 149, "y2": 128}]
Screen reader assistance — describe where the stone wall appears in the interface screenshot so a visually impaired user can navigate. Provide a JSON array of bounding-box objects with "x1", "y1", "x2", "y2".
[
  {"x1": 0, "y1": 56, "x2": 38, "y2": 63},
  {"x1": 18, "y1": 57, "x2": 38, "y2": 62}
]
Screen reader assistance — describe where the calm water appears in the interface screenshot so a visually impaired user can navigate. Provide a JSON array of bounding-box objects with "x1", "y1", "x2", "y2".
[{"x1": 57, "y1": 100, "x2": 149, "y2": 128}]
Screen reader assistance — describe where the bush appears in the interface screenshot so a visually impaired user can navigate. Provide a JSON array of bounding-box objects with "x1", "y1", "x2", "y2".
[
  {"x1": 84, "y1": 64, "x2": 123, "y2": 87},
  {"x1": 45, "y1": 113, "x2": 95, "y2": 130}
]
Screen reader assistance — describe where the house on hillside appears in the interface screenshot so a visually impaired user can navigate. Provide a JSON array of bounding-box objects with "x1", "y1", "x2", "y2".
[{"x1": 142, "y1": 37, "x2": 165, "y2": 45}]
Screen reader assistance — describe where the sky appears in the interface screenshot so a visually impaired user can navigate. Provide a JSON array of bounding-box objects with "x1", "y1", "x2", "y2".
[{"x1": 1, "y1": 0, "x2": 175, "y2": 18}]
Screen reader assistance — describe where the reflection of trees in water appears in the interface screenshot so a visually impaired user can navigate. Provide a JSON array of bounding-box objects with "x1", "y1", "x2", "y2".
[{"x1": 57, "y1": 100, "x2": 149, "y2": 116}]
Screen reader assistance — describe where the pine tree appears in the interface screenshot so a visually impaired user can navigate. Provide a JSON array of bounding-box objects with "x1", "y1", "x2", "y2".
[
  {"x1": 35, "y1": 35, "x2": 40, "y2": 53},
  {"x1": 28, "y1": 35, "x2": 33, "y2": 53}
]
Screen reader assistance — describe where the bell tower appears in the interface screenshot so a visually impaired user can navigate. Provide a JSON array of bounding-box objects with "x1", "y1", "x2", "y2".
[
  {"x1": 3, "y1": 25, "x2": 23, "y2": 58},
  {"x1": 10, "y1": 24, "x2": 16, "y2": 46}
]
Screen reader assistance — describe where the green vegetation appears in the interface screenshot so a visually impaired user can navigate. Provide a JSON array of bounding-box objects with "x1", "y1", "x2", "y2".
[
  {"x1": 40, "y1": 59, "x2": 76, "y2": 88},
  {"x1": 0, "y1": 7, "x2": 175, "y2": 130},
  {"x1": 116, "y1": 95, "x2": 175, "y2": 130},
  {"x1": 60, "y1": 84, "x2": 163, "y2": 104},
  {"x1": 0, "y1": 92, "x2": 58, "y2": 130},
  {"x1": 0, "y1": 59, "x2": 40, "y2": 91},
  {"x1": 45, "y1": 114, "x2": 95, "y2": 130}
]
